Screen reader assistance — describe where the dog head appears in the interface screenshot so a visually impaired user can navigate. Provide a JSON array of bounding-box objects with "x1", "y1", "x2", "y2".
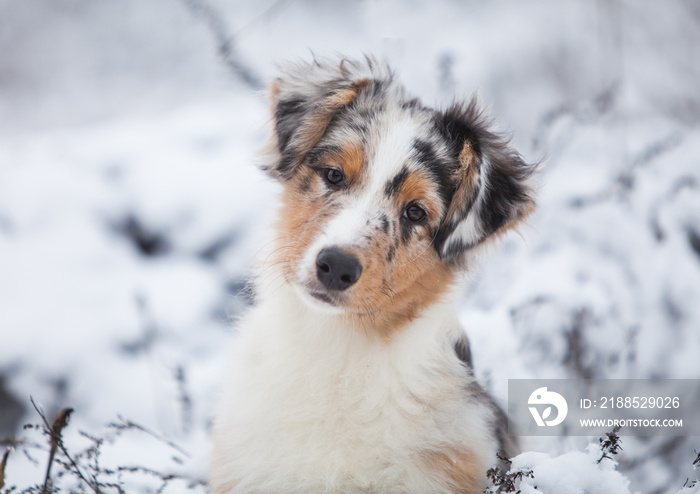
[{"x1": 263, "y1": 57, "x2": 535, "y2": 335}]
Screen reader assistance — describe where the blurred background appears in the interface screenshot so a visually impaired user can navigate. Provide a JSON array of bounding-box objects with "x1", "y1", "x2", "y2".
[{"x1": 1, "y1": 0, "x2": 699, "y2": 492}]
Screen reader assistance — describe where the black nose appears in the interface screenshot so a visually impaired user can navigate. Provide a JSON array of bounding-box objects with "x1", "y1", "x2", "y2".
[{"x1": 316, "y1": 248, "x2": 363, "y2": 291}]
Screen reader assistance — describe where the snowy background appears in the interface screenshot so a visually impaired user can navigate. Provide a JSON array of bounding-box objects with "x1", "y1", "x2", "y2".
[{"x1": 1, "y1": 0, "x2": 700, "y2": 492}]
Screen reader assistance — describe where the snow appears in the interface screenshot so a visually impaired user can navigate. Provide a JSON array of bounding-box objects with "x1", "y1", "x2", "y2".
[
  {"x1": 506, "y1": 445, "x2": 632, "y2": 494},
  {"x1": 2, "y1": 0, "x2": 700, "y2": 492}
]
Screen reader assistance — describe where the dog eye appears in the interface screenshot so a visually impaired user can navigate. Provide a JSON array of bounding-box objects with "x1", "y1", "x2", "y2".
[
  {"x1": 404, "y1": 204, "x2": 427, "y2": 222},
  {"x1": 323, "y1": 168, "x2": 345, "y2": 186}
]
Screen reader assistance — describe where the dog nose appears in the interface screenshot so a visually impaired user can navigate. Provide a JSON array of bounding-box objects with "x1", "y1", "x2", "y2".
[{"x1": 316, "y1": 248, "x2": 363, "y2": 291}]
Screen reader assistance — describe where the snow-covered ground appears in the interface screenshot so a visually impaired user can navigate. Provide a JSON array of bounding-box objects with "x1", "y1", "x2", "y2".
[{"x1": 1, "y1": 1, "x2": 699, "y2": 492}]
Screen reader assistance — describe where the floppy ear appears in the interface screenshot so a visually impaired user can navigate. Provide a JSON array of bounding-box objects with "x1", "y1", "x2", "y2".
[
  {"x1": 263, "y1": 60, "x2": 371, "y2": 180},
  {"x1": 434, "y1": 99, "x2": 536, "y2": 261}
]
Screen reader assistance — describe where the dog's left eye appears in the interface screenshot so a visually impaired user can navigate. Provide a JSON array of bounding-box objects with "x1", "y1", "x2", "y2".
[
  {"x1": 323, "y1": 168, "x2": 345, "y2": 186},
  {"x1": 404, "y1": 204, "x2": 427, "y2": 222}
]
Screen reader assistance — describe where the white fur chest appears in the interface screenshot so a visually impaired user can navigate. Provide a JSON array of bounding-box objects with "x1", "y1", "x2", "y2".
[{"x1": 211, "y1": 285, "x2": 496, "y2": 494}]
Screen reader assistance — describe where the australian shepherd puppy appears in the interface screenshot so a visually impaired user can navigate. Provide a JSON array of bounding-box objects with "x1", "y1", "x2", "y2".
[{"x1": 211, "y1": 57, "x2": 535, "y2": 494}]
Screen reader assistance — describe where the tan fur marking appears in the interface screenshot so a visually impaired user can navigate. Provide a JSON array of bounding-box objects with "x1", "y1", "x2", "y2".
[
  {"x1": 291, "y1": 79, "x2": 370, "y2": 159},
  {"x1": 444, "y1": 140, "x2": 480, "y2": 225},
  {"x1": 397, "y1": 172, "x2": 443, "y2": 219},
  {"x1": 458, "y1": 141, "x2": 479, "y2": 193},
  {"x1": 326, "y1": 87, "x2": 360, "y2": 107},
  {"x1": 349, "y1": 240, "x2": 455, "y2": 339},
  {"x1": 340, "y1": 141, "x2": 366, "y2": 182},
  {"x1": 423, "y1": 449, "x2": 485, "y2": 494},
  {"x1": 321, "y1": 141, "x2": 366, "y2": 184},
  {"x1": 275, "y1": 169, "x2": 331, "y2": 283}
]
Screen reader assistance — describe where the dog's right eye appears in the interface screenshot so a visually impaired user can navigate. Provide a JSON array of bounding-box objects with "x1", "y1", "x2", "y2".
[{"x1": 323, "y1": 168, "x2": 346, "y2": 187}]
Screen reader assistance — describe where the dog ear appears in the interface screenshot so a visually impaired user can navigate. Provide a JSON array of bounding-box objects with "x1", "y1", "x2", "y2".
[
  {"x1": 434, "y1": 99, "x2": 536, "y2": 261},
  {"x1": 263, "y1": 60, "x2": 371, "y2": 180}
]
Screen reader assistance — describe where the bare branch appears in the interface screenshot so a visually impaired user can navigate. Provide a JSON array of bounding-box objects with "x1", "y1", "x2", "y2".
[
  {"x1": 182, "y1": 0, "x2": 264, "y2": 90},
  {"x1": 107, "y1": 416, "x2": 191, "y2": 459}
]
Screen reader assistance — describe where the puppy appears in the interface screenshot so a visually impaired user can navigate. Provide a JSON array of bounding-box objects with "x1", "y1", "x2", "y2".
[{"x1": 211, "y1": 57, "x2": 535, "y2": 494}]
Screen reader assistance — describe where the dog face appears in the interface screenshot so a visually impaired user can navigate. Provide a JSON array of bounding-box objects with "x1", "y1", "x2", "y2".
[{"x1": 264, "y1": 58, "x2": 535, "y2": 335}]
